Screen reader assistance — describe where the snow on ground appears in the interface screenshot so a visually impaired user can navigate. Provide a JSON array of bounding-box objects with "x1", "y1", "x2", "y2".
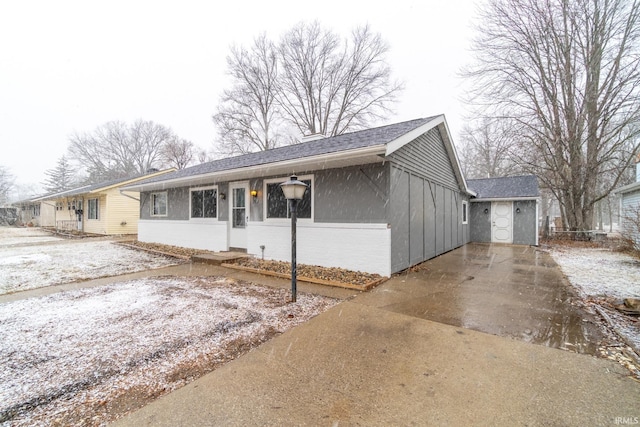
[
  {"x1": 0, "y1": 227, "x2": 62, "y2": 247},
  {"x1": 549, "y1": 247, "x2": 640, "y2": 299},
  {"x1": 0, "y1": 276, "x2": 339, "y2": 426},
  {"x1": 0, "y1": 240, "x2": 181, "y2": 295},
  {"x1": 549, "y1": 246, "x2": 640, "y2": 360}
]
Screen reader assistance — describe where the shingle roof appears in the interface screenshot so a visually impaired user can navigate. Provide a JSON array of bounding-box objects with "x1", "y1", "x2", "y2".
[
  {"x1": 129, "y1": 117, "x2": 438, "y2": 187},
  {"x1": 467, "y1": 175, "x2": 539, "y2": 199},
  {"x1": 35, "y1": 170, "x2": 173, "y2": 200}
]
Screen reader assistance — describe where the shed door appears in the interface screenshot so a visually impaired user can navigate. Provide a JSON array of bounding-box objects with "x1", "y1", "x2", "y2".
[
  {"x1": 492, "y1": 201, "x2": 513, "y2": 243},
  {"x1": 229, "y1": 182, "x2": 249, "y2": 249}
]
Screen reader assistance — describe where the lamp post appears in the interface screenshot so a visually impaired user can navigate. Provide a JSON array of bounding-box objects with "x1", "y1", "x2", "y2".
[{"x1": 280, "y1": 175, "x2": 308, "y2": 302}]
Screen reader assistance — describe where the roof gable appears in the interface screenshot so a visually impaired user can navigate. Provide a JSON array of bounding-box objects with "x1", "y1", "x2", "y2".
[{"x1": 467, "y1": 175, "x2": 539, "y2": 199}]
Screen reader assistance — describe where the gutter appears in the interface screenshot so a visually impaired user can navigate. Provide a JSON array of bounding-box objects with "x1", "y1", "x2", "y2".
[{"x1": 119, "y1": 190, "x2": 140, "y2": 202}]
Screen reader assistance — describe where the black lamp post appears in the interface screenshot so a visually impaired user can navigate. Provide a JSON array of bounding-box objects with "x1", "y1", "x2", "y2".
[{"x1": 280, "y1": 175, "x2": 308, "y2": 302}]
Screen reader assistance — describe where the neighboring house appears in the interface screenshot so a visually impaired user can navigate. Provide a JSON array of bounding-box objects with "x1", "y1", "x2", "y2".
[
  {"x1": 615, "y1": 160, "x2": 640, "y2": 249},
  {"x1": 467, "y1": 175, "x2": 540, "y2": 246},
  {"x1": 123, "y1": 116, "x2": 474, "y2": 277},
  {"x1": 34, "y1": 170, "x2": 175, "y2": 235},
  {"x1": 11, "y1": 198, "x2": 55, "y2": 227}
]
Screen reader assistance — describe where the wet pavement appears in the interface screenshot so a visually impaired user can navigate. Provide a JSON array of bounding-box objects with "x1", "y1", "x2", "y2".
[
  {"x1": 358, "y1": 243, "x2": 604, "y2": 354},
  {"x1": 113, "y1": 243, "x2": 640, "y2": 426}
]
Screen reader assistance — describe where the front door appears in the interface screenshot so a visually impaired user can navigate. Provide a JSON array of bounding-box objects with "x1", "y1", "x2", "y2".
[
  {"x1": 492, "y1": 201, "x2": 513, "y2": 243},
  {"x1": 229, "y1": 182, "x2": 249, "y2": 250}
]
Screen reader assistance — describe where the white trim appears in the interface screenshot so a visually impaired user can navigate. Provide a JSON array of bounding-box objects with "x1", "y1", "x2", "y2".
[
  {"x1": 150, "y1": 191, "x2": 168, "y2": 217},
  {"x1": 462, "y1": 200, "x2": 468, "y2": 224},
  {"x1": 471, "y1": 197, "x2": 538, "y2": 202},
  {"x1": 263, "y1": 174, "x2": 314, "y2": 222},
  {"x1": 535, "y1": 199, "x2": 539, "y2": 246},
  {"x1": 123, "y1": 146, "x2": 385, "y2": 193},
  {"x1": 189, "y1": 185, "x2": 219, "y2": 219}
]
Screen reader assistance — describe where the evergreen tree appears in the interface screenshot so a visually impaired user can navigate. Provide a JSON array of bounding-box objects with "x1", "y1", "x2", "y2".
[{"x1": 43, "y1": 156, "x2": 77, "y2": 194}]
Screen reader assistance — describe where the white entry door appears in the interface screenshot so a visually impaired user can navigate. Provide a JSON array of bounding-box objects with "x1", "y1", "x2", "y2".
[
  {"x1": 229, "y1": 182, "x2": 249, "y2": 249},
  {"x1": 492, "y1": 201, "x2": 513, "y2": 243}
]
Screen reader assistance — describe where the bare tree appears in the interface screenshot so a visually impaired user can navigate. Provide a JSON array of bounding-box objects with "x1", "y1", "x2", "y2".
[
  {"x1": 68, "y1": 120, "x2": 176, "y2": 183},
  {"x1": 464, "y1": 0, "x2": 640, "y2": 231},
  {"x1": 278, "y1": 22, "x2": 403, "y2": 137},
  {"x1": 458, "y1": 118, "x2": 521, "y2": 179},
  {"x1": 0, "y1": 165, "x2": 14, "y2": 205},
  {"x1": 161, "y1": 137, "x2": 196, "y2": 169},
  {"x1": 212, "y1": 22, "x2": 403, "y2": 155},
  {"x1": 42, "y1": 156, "x2": 78, "y2": 194},
  {"x1": 213, "y1": 35, "x2": 283, "y2": 156}
]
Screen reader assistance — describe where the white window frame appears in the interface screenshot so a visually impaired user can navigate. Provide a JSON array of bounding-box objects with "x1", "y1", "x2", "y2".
[
  {"x1": 263, "y1": 174, "x2": 314, "y2": 222},
  {"x1": 462, "y1": 200, "x2": 468, "y2": 224},
  {"x1": 150, "y1": 192, "x2": 168, "y2": 217},
  {"x1": 189, "y1": 185, "x2": 219, "y2": 220},
  {"x1": 88, "y1": 198, "x2": 99, "y2": 220}
]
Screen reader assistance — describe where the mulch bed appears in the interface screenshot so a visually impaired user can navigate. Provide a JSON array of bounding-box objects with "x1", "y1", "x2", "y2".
[
  {"x1": 222, "y1": 258, "x2": 386, "y2": 291},
  {"x1": 119, "y1": 241, "x2": 386, "y2": 290}
]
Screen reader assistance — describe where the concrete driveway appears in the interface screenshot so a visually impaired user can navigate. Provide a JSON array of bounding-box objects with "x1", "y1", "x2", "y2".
[
  {"x1": 357, "y1": 243, "x2": 605, "y2": 355},
  {"x1": 113, "y1": 243, "x2": 639, "y2": 426}
]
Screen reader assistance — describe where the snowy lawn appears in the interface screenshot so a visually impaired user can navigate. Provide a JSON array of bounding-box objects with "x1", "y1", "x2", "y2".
[
  {"x1": 0, "y1": 276, "x2": 339, "y2": 426},
  {"x1": 549, "y1": 246, "x2": 640, "y2": 364},
  {"x1": 0, "y1": 239, "x2": 182, "y2": 295},
  {"x1": 0, "y1": 227, "x2": 62, "y2": 247}
]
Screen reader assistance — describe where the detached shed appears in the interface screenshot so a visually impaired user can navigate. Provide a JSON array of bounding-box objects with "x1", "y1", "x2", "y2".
[{"x1": 467, "y1": 175, "x2": 539, "y2": 246}]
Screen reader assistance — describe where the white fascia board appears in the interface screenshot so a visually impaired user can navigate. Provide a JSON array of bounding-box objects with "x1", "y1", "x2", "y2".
[
  {"x1": 384, "y1": 115, "x2": 445, "y2": 156},
  {"x1": 615, "y1": 181, "x2": 640, "y2": 194},
  {"x1": 123, "y1": 145, "x2": 386, "y2": 192},
  {"x1": 470, "y1": 197, "x2": 539, "y2": 202}
]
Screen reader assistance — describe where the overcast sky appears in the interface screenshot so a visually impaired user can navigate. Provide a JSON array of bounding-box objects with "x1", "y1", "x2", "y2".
[{"x1": 0, "y1": 0, "x2": 478, "y2": 195}]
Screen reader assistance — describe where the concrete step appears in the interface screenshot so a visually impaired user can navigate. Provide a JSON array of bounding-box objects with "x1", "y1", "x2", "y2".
[{"x1": 191, "y1": 252, "x2": 249, "y2": 266}]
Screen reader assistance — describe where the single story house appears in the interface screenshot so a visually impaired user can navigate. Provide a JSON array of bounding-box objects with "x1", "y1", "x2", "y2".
[
  {"x1": 123, "y1": 115, "x2": 475, "y2": 277},
  {"x1": 34, "y1": 169, "x2": 174, "y2": 235},
  {"x1": 466, "y1": 175, "x2": 540, "y2": 246},
  {"x1": 615, "y1": 159, "x2": 640, "y2": 249},
  {"x1": 11, "y1": 198, "x2": 55, "y2": 227}
]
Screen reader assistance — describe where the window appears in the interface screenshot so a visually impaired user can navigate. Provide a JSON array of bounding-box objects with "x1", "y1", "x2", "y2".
[
  {"x1": 462, "y1": 200, "x2": 468, "y2": 224},
  {"x1": 88, "y1": 198, "x2": 99, "y2": 220},
  {"x1": 265, "y1": 176, "x2": 312, "y2": 219},
  {"x1": 151, "y1": 192, "x2": 168, "y2": 216},
  {"x1": 191, "y1": 187, "x2": 217, "y2": 218}
]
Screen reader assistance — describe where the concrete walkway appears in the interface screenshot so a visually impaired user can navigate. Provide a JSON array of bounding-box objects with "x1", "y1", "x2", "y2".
[{"x1": 112, "y1": 244, "x2": 640, "y2": 426}]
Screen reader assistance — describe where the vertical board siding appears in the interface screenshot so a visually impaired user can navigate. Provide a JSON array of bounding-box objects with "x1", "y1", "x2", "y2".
[
  {"x1": 390, "y1": 167, "x2": 410, "y2": 272},
  {"x1": 410, "y1": 174, "x2": 425, "y2": 264},
  {"x1": 470, "y1": 202, "x2": 492, "y2": 242},
  {"x1": 513, "y1": 200, "x2": 538, "y2": 245},
  {"x1": 424, "y1": 182, "x2": 436, "y2": 259}
]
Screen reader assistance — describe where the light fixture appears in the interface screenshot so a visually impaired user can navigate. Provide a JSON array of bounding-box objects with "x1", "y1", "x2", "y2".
[
  {"x1": 219, "y1": 192, "x2": 226, "y2": 200},
  {"x1": 250, "y1": 189, "x2": 258, "y2": 200},
  {"x1": 280, "y1": 175, "x2": 308, "y2": 303},
  {"x1": 484, "y1": 208, "x2": 489, "y2": 214},
  {"x1": 516, "y1": 207, "x2": 521, "y2": 214}
]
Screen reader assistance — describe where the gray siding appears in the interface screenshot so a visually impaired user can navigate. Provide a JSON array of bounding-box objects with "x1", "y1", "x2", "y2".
[
  {"x1": 140, "y1": 185, "x2": 229, "y2": 221},
  {"x1": 388, "y1": 127, "x2": 459, "y2": 190},
  {"x1": 513, "y1": 200, "x2": 537, "y2": 245},
  {"x1": 314, "y1": 164, "x2": 388, "y2": 223},
  {"x1": 470, "y1": 202, "x2": 491, "y2": 242},
  {"x1": 389, "y1": 164, "x2": 470, "y2": 273},
  {"x1": 140, "y1": 187, "x2": 189, "y2": 220},
  {"x1": 621, "y1": 189, "x2": 640, "y2": 248}
]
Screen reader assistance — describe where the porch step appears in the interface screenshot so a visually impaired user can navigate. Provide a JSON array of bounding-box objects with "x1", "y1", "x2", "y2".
[{"x1": 191, "y1": 252, "x2": 249, "y2": 266}]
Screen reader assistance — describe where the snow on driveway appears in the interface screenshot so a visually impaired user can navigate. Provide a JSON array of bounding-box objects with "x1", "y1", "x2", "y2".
[
  {"x1": 0, "y1": 276, "x2": 339, "y2": 426},
  {"x1": 0, "y1": 240, "x2": 182, "y2": 295},
  {"x1": 0, "y1": 227, "x2": 62, "y2": 247}
]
